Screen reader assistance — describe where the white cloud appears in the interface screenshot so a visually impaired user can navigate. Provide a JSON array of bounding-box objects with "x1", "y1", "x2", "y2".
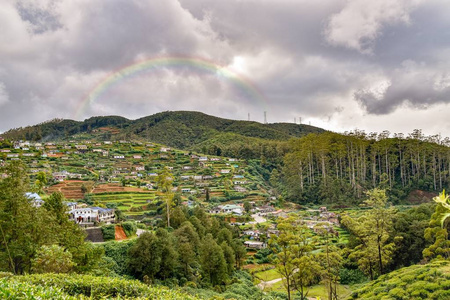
[{"x1": 325, "y1": 0, "x2": 422, "y2": 53}]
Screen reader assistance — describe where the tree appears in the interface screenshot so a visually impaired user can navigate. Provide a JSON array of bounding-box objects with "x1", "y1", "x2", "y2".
[
  {"x1": 316, "y1": 225, "x2": 342, "y2": 300},
  {"x1": 269, "y1": 215, "x2": 316, "y2": 300},
  {"x1": 128, "y1": 232, "x2": 162, "y2": 281},
  {"x1": 31, "y1": 244, "x2": 74, "y2": 274},
  {"x1": 35, "y1": 171, "x2": 47, "y2": 194},
  {"x1": 158, "y1": 167, "x2": 174, "y2": 228},
  {"x1": 199, "y1": 234, "x2": 228, "y2": 286},
  {"x1": 342, "y1": 189, "x2": 397, "y2": 279},
  {"x1": 423, "y1": 192, "x2": 450, "y2": 260},
  {"x1": 244, "y1": 201, "x2": 252, "y2": 214},
  {"x1": 0, "y1": 161, "x2": 52, "y2": 274}
]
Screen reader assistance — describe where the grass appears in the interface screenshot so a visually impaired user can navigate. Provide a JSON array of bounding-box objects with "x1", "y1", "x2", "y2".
[
  {"x1": 265, "y1": 280, "x2": 353, "y2": 299},
  {"x1": 254, "y1": 268, "x2": 281, "y2": 282}
]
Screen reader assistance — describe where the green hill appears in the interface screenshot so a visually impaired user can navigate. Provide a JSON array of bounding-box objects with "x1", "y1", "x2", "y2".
[
  {"x1": 349, "y1": 260, "x2": 450, "y2": 299},
  {"x1": 1, "y1": 111, "x2": 324, "y2": 150}
]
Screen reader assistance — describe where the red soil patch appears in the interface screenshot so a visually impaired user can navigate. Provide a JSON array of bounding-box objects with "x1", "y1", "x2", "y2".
[{"x1": 115, "y1": 225, "x2": 127, "y2": 241}]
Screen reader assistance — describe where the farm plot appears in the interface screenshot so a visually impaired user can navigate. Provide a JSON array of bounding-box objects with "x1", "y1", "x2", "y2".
[{"x1": 89, "y1": 192, "x2": 157, "y2": 217}]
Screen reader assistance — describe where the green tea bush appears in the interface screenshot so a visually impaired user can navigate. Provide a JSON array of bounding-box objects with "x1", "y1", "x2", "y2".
[
  {"x1": 0, "y1": 279, "x2": 74, "y2": 299},
  {"x1": 10, "y1": 274, "x2": 201, "y2": 300}
]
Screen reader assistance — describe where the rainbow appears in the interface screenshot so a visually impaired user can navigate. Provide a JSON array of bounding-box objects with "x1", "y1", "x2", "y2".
[{"x1": 74, "y1": 56, "x2": 269, "y2": 119}]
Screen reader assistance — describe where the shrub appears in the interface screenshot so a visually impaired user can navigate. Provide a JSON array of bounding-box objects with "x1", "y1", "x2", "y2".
[
  {"x1": 101, "y1": 224, "x2": 116, "y2": 240},
  {"x1": 0, "y1": 279, "x2": 73, "y2": 299},
  {"x1": 8, "y1": 274, "x2": 200, "y2": 299},
  {"x1": 339, "y1": 268, "x2": 368, "y2": 284},
  {"x1": 122, "y1": 221, "x2": 137, "y2": 237},
  {"x1": 31, "y1": 245, "x2": 74, "y2": 274}
]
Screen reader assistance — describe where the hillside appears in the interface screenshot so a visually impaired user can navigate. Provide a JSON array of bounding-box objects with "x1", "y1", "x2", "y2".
[
  {"x1": 349, "y1": 260, "x2": 450, "y2": 299},
  {"x1": 1, "y1": 111, "x2": 324, "y2": 151}
]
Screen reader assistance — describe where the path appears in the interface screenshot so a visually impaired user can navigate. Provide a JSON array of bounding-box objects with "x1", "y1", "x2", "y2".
[{"x1": 257, "y1": 277, "x2": 283, "y2": 289}]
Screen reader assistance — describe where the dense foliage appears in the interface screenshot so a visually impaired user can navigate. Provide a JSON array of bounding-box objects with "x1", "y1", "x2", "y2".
[
  {"x1": 282, "y1": 130, "x2": 450, "y2": 204},
  {"x1": 3, "y1": 273, "x2": 202, "y2": 299},
  {"x1": 349, "y1": 260, "x2": 450, "y2": 299},
  {"x1": 0, "y1": 162, "x2": 97, "y2": 274}
]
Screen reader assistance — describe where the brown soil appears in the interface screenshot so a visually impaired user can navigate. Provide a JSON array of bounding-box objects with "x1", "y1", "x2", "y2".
[
  {"x1": 115, "y1": 225, "x2": 127, "y2": 241},
  {"x1": 45, "y1": 180, "x2": 94, "y2": 200}
]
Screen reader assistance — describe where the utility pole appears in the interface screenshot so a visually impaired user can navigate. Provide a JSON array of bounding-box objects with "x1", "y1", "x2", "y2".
[{"x1": 264, "y1": 111, "x2": 267, "y2": 124}]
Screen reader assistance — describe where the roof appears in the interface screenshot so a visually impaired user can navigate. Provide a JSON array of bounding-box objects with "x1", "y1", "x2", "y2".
[{"x1": 25, "y1": 192, "x2": 42, "y2": 200}]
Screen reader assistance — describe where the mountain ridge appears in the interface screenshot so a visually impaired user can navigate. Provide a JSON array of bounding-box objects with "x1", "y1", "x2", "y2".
[{"x1": 1, "y1": 111, "x2": 325, "y2": 151}]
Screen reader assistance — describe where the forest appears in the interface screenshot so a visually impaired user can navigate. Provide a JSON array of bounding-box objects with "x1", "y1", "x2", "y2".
[{"x1": 280, "y1": 129, "x2": 450, "y2": 204}]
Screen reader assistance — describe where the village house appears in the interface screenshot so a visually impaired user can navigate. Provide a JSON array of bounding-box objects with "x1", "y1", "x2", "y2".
[
  {"x1": 114, "y1": 155, "x2": 125, "y2": 159},
  {"x1": 234, "y1": 180, "x2": 247, "y2": 185},
  {"x1": 234, "y1": 186, "x2": 247, "y2": 193},
  {"x1": 193, "y1": 175, "x2": 203, "y2": 180},
  {"x1": 69, "y1": 207, "x2": 115, "y2": 225},
  {"x1": 244, "y1": 241, "x2": 266, "y2": 249},
  {"x1": 133, "y1": 155, "x2": 142, "y2": 159},
  {"x1": 242, "y1": 229, "x2": 261, "y2": 239},
  {"x1": 26, "y1": 192, "x2": 44, "y2": 207},
  {"x1": 220, "y1": 169, "x2": 231, "y2": 174},
  {"x1": 75, "y1": 145, "x2": 88, "y2": 150},
  {"x1": 198, "y1": 156, "x2": 208, "y2": 161}
]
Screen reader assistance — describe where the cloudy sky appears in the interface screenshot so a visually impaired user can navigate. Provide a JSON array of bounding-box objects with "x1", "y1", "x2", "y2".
[{"x1": 1, "y1": 0, "x2": 450, "y2": 137}]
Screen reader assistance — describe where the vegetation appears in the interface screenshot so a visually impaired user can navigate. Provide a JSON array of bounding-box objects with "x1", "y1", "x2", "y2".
[
  {"x1": 282, "y1": 130, "x2": 450, "y2": 204},
  {"x1": 349, "y1": 260, "x2": 450, "y2": 299}
]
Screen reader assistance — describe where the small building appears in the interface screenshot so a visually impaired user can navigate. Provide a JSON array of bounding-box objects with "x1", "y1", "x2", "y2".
[
  {"x1": 26, "y1": 192, "x2": 44, "y2": 207},
  {"x1": 244, "y1": 241, "x2": 266, "y2": 249}
]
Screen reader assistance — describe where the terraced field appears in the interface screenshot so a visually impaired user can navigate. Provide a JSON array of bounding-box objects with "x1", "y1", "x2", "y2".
[
  {"x1": 89, "y1": 192, "x2": 158, "y2": 217},
  {"x1": 46, "y1": 180, "x2": 94, "y2": 200}
]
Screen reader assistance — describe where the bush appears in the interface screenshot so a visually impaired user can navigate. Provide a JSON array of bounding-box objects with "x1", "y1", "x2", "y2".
[
  {"x1": 0, "y1": 279, "x2": 73, "y2": 299},
  {"x1": 339, "y1": 268, "x2": 368, "y2": 284},
  {"x1": 101, "y1": 225, "x2": 116, "y2": 240},
  {"x1": 31, "y1": 245, "x2": 74, "y2": 274},
  {"x1": 122, "y1": 221, "x2": 137, "y2": 237},
  {"x1": 8, "y1": 274, "x2": 200, "y2": 299}
]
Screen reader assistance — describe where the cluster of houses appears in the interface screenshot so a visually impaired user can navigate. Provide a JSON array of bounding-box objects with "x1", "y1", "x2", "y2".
[{"x1": 26, "y1": 192, "x2": 115, "y2": 226}]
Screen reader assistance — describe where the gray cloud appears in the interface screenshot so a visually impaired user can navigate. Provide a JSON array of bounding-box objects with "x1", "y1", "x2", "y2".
[{"x1": 1, "y1": 0, "x2": 450, "y2": 135}]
